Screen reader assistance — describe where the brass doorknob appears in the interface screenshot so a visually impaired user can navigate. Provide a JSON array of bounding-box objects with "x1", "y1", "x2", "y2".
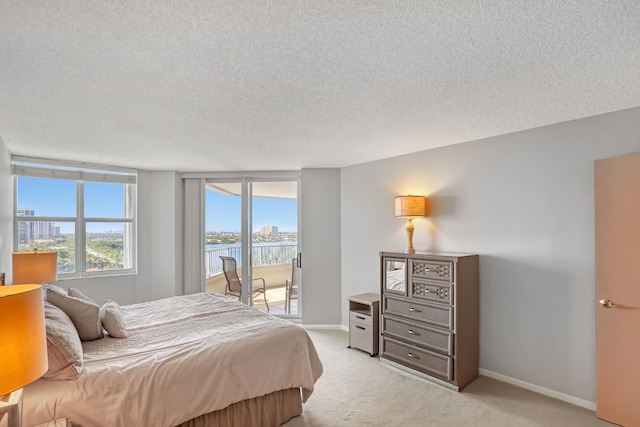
[{"x1": 599, "y1": 298, "x2": 616, "y2": 308}]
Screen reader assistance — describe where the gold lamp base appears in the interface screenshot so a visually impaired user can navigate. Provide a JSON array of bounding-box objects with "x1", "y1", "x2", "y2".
[{"x1": 404, "y1": 218, "x2": 416, "y2": 253}]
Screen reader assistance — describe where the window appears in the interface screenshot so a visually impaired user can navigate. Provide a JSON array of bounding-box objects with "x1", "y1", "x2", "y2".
[{"x1": 13, "y1": 157, "x2": 137, "y2": 277}]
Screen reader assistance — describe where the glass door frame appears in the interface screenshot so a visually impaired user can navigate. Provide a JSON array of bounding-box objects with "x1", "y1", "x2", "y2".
[{"x1": 205, "y1": 172, "x2": 301, "y2": 315}]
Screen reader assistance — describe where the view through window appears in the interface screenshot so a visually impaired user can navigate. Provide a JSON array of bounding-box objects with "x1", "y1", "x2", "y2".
[{"x1": 13, "y1": 159, "x2": 137, "y2": 277}]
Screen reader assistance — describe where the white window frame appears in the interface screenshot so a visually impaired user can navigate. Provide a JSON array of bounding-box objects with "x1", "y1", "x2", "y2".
[{"x1": 12, "y1": 156, "x2": 137, "y2": 278}]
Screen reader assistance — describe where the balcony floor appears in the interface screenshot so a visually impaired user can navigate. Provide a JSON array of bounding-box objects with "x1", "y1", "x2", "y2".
[{"x1": 252, "y1": 285, "x2": 298, "y2": 317}]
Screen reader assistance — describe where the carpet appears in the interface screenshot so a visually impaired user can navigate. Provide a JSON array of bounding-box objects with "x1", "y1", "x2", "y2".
[{"x1": 283, "y1": 329, "x2": 611, "y2": 427}]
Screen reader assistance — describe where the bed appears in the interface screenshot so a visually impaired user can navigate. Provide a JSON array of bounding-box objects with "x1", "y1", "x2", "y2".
[{"x1": 23, "y1": 292, "x2": 323, "y2": 427}]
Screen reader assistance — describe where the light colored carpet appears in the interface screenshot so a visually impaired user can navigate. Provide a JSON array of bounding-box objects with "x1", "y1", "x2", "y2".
[{"x1": 283, "y1": 329, "x2": 612, "y2": 427}]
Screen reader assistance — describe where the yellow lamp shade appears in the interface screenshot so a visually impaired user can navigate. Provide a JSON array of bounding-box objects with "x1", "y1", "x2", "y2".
[
  {"x1": 0, "y1": 285, "x2": 48, "y2": 396},
  {"x1": 395, "y1": 195, "x2": 427, "y2": 217},
  {"x1": 12, "y1": 250, "x2": 58, "y2": 285}
]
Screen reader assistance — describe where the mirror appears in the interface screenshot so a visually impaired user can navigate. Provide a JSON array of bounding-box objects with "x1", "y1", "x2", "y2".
[{"x1": 385, "y1": 258, "x2": 406, "y2": 294}]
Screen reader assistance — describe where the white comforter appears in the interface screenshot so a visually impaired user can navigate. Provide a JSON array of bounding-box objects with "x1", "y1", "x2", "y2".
[{"x1": 23, "y1": 293, "x2": 323, "y2": 427}]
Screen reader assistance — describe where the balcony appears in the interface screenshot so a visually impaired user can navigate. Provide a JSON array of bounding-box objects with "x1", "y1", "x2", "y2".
[{"x1": 205, "y1": 244, "x2": 298, "y2": 316}]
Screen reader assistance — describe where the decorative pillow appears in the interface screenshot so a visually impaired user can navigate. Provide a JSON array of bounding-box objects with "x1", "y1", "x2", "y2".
[
  {"x1": 42, "y1": 283, "x2": 67, "y2": 300},
  {"x1": 46, "y1": 287, "x2": 103, "y2": 341},
  {"x1": 68, "y1": 287, "x2": 97, "y2": 304},
  {"x1": 100, "y1": 299, "x2": 129, "y2": 338},
  {"x1": 43, "y1": 302, "x2": 83, "y2": 380}
]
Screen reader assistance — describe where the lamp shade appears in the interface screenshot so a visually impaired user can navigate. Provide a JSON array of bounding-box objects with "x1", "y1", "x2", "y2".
[
  {"x1": 12, "y1": 250, "x2": 58, "y2": 285},
  {"x1": 0, "y1": 285, "x2": 48, "y2": 396},
  {"x1": 395, "y1": 195, "x2": 427, "y2": 217}
]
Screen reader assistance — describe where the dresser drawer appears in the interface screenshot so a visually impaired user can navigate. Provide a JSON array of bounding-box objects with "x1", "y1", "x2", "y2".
[
  {"x1": 411, "y1": 259, "x2": 452, "y2": 282},
  {"x1": 411, "y1": 279, "x2": 453, "y2": 305},
  {"x1": 350, "y1": 320, "x2": 375, "y2": 354},
  {"x1": 384, "y1": 296, "x2": 453, "y2": 330},
  {"x1": 350, "y1": 310, "x2": 373, "y2": 326},
  {"x1": 383, "y1": 315, "x2": 453, "y2": 355},
  {"x1": 382, "y1": 337, "x2": 453, "y2": 381}
]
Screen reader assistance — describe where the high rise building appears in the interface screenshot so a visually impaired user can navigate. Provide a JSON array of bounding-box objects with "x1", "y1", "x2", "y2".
[
  {"x1": 260, "y1": 225, "x2": 279, "y2": 236},
  {"x1": 17, "y1": 208, "x2": 60, "y2": 244}
]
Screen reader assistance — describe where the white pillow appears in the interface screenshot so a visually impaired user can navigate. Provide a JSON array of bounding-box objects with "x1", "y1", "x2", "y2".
[
  {"x1": 100, "y1": 299, "x2": 129, "y2": 338},
  {"x1": 43, "y1": 302, "x2": 83, "y2": 380},
  {"x1": 46, "y1": 287, "x2": 103, "y2": 341}
]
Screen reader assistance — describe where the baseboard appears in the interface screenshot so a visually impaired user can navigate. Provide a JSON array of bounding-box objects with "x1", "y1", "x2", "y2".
[{"x1": 478, "y1": 368, "x2": 596, "y2": 411}]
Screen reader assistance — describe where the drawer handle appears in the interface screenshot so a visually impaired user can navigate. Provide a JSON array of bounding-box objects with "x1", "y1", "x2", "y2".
[
  {"x1": 408, "y1": 329, "x2": 420, "y2": 336},
  {"x1": 407, "y1": 352, "x2": 419, "y2": 359},
  {"x1": 356, "y1": 325, "x2": 366, "y2": 330},
  {"x1": 409, "y1": 307, "x2": 421, "y2": 313},
  {"x1": 355, "y1": 315, "x2": 366, "y2": 320}
]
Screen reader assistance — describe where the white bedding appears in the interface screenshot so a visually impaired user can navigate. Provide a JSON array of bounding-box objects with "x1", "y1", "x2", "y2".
[{"x1": 23, "y1": 293, "x2": 323, "y2": 427}]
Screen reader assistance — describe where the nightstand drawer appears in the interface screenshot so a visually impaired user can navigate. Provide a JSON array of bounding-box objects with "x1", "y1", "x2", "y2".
[
  {"x1": 383, "y1": 316, "x2": 453, "y2": 355},
  {"x1": 350, "y1": 320, "x2": 374, "y2": 354},
  {"x1": 410, "y1": 260, "x2": 452, "y2": 282},
  {"x1": 349, "y1": 310, "x2": 373, "y2": 326},
  {"x1": 382, "y1": 337, "x2": 453, "y2": 381},
  {"x1": 384, "y1": 296, "x2": 453, "y2": 329}
]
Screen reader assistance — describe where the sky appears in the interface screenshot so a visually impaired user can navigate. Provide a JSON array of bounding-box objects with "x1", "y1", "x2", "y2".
[
  {"x1": 17, "y1": 176, "x2": 127, "y2": 233},
  {"x1": 206, "y1": 189, "x2": 297, "y2": 233},
  {"x1": 17, "y1": 176, "x2": 298, "y2": 234}
]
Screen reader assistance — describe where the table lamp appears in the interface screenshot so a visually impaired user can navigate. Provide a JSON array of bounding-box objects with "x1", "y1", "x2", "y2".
[
  {"x1": 12, "y1": 249, "x2": 58, "y2": 285},
  {"x1": 0, "y1": 285, "x2": 48, "y2": 427},
  {"x1": 395, "y1": 195, "x2": 427, "y2": 253}
]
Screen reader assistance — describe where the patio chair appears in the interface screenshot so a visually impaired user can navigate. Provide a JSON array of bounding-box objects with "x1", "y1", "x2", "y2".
[
  {"x1": 285, "y1": 257, "x2": 298, "y2": 315},
  {"x1": 220, "y1": 256, "x2": 269, "y2": 311}
]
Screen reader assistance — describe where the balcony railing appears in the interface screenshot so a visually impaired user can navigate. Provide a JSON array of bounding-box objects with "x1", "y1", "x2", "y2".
[{"x1": 205, "y1": 244, "x2": 297, "y2": 278}]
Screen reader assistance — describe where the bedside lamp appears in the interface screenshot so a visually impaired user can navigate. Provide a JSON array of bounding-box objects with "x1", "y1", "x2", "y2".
[
  {"x1": 12, "y1": 249, "x2": 58, "y2": 285},
  {"x1": 0, "y1": 285, "x2": 48, "y2": 427},
  {"x1": 395, "y1": 195, "x2": 427, "y2": 253}
]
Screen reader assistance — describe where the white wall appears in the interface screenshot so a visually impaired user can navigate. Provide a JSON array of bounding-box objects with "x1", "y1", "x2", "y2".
[
  {"x1": 149, "y1": 171, "x2": 184, "y2": 300},
  {"x1": 301, "y1": 168, "x2": 342, "y2": 325},
  {"x1": 341, "y1": 106, "x2": 640, "y2": 404},
  {"x1": 0, "y1": 137, "x2": 12, "y2": 279}
]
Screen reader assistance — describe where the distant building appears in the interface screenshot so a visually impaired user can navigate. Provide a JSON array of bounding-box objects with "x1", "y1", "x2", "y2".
[
  {"x1": 17, "y1": 208, "x2": 60, "y2": 244},
  {"x1": 260, "y1": 225, "x2": 279, "y2": 236}
]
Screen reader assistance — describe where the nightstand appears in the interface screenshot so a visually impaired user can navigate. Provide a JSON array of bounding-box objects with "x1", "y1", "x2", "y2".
[
  {"x1": 0, "y1": 389, "x2": 21, "y2": 427},
  {"x1": 347, "y1": 293, "x2": 380, "y2": 356}
]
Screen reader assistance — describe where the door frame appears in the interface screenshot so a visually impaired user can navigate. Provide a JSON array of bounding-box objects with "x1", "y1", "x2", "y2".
[{"x1": 203, "y1": 171, "x2": 302, "y2": 314}]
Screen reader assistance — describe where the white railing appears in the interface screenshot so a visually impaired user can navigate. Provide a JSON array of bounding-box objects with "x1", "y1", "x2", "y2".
[{"x1": 205, "y1": 244, "x2": 297, "y2": 278}]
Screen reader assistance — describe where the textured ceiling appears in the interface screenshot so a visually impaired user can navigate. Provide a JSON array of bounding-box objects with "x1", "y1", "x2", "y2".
[{"x1": 0, "y1": 1, "x2": 639, "y2": 172}]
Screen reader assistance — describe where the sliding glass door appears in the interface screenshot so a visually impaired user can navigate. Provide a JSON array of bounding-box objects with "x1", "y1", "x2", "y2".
[{"x1": 204, "y1": 177, "x2": 300, "y2": 317}]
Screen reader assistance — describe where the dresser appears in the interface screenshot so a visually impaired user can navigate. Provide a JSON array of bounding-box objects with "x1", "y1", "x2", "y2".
[{"x1": 379, "y1": 250, "x2": 479, "y2": 391}]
